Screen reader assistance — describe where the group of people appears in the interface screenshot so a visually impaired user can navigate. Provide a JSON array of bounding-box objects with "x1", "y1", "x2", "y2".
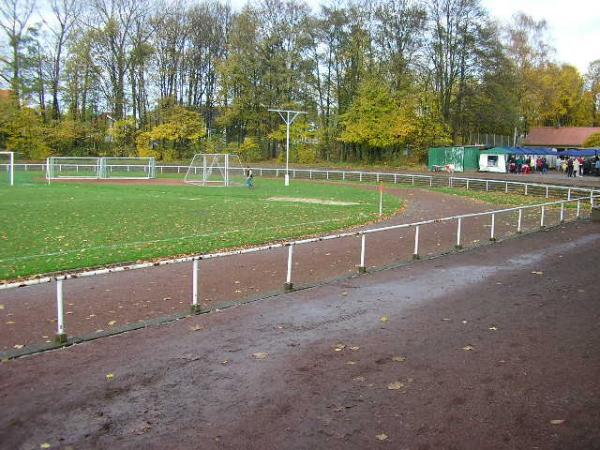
[
  {"x1": 558, "y1": 156, "x2": 600, "y2": 177},
  {"x1": 507, "y1": 155, "x2": 600, "y2": 177},
  {"x1": 507, "y1": 156, "x2": 548, "y2": 175}
]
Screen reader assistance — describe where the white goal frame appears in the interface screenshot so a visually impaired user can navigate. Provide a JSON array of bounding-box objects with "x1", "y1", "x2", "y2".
[
  {"x1": 0, "y1": 151, "x2": 14, "y2": 186},
  {"x1": 184, "y1": 153, "x2": 245, "y2": 187},
  {"x1": 46, "y1": 156, "x2": 156, "y2": 181}
]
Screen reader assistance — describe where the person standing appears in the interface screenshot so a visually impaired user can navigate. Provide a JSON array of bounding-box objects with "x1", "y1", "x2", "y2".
[
  {"x1": 567, "y1": 158, "x2": 574, "y2": 177},
  {"x1": 578, "y1": 156, "x2": 584, "y2": 176},
  {"x1": 245, "y1": 167, "x2": 254, "y2": 189},
  {"x1": 573, "y1": 157, "x2": 580, "y2": 178}
]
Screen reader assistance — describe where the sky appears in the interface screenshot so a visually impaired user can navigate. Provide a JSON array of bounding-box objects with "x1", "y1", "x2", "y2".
[
  {"x1": 227, "y1": 0, "x2": 599, "y2": 74},
  {"x1": 480, "y1": 0, "x2": 600, "y2": 74}
]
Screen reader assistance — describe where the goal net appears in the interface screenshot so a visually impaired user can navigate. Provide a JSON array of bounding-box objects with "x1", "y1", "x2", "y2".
[
  {"x1": 0, "y1": 151, "x2": 14, "y2": 186},
  {"x1": 101, "y1": 157, "x2": 156, "y2": 179},
  {"x1": 184, "y1": 153, "x2": 245, "y2": 186},
  {"x1": 46, "y1": 157, "x2": 156, "y2": 180},
  {"x1": 46, "y1": 157, "x2": 101, "y2": 180}
]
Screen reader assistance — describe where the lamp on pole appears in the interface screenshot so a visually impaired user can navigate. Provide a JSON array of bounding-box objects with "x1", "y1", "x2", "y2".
[{"x1": 269, "y1": 108, "x2": 307, "y2": 186}]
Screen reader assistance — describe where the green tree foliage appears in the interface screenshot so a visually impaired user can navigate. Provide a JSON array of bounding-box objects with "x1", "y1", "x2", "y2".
[
  {"x1": 583, "y1": 132, "x2": 600, "y2": 148},
  {"x1": 0, "y1": 0, "x2": 597, "y2": 166},
  {"x1": 137, "y1": 106, "x2": 207, "y2": 161}
]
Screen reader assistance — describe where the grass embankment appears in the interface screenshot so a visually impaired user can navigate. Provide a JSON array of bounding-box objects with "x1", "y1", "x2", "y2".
[{"x1": 0, "y1": 175, "x2": 402, "y2": 281}]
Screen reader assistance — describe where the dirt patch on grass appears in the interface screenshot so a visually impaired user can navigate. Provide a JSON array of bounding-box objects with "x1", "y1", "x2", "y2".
[{"x1": 267, "y1": 196, "x2": 360, "y2": 206}]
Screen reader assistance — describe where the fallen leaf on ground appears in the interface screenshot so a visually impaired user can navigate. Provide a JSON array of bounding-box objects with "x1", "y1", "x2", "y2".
[
  {"x1": 375, "y1": 434, "x2": 388, "y2": 441},
  {"x1": 550, "y1": 419, "x2": 565, "y2": 425},
  {"x1": 387, "y1": 381, "x2": 405, "y2": 390},
  {"x1": 349, "y1": 346, "x2": 360, "y2": 351},
  {"x1": 531, "y1": 271, "x2": 544, "y2": 275},
  {"x1": 190, "y1": 325, "x2": 204, "y2": 331},
  {"x1": 489, "y1": 326, "x2": 498, "y2": 331},
  {"x1": 252, "y1": 352, "x2": 268, "y2": 360},
  {"x1": 392, "y1": 356, "x2": 406, "y2": 362},
  {"x1": 106, "y1": 373, "x2": 114, "y2": 380},
  {"x1": 0, "y1": 304, "x2": 4, "y2": 310},
  {"x1": 341, "y1": 291, "x2": 348, "y2": 296},
  {"x1": 346, "y1": 361, "x2": 356, "y2": 365},
  {"x1": 462, "y1": 345, "x2": 475, "y2": 351},
  {"x1": 221, "y1": 360, "x2": 229, "y2": 365},
  {"x1": 13, "y1": 344, "x2": 23, "y2": 349},
  {"x1": 380, "y1": 316, "x2": 389, "y2": 323},
  {"x1": 40, "y1": 443, "x2": 51, "y2": 449},
  {"x1": 108, "y1": 320, "x2": 117, "y2": 326},
  {"x1": 333, "y1": 343, "x2": 346, "y2": 352},
  {"x1": 353, "y1": 376, "x2": 365, "y2": 382},
  {"x1": 5, "y1": 321, "x2": 15, "y2": 325}
]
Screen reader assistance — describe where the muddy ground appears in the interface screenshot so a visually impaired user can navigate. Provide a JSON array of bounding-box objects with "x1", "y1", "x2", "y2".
[{"x1": 0, "y1": 219, "x2": 599, "y2": 449}]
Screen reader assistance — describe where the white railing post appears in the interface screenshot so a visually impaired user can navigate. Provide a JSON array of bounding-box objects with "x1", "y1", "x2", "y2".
[
  {"x1": 358, "y1": 234, "x2": 366, "y2": 273},
  {"x1": 505, "y1": 182, "x2": 508, "y2": 194},
  {"x1": 590, "y1": 190, "x2": 594, "y2": 206},
  {"x1": 55, "y1": 279, "x2": 67, "y2": 343},
  {"x1": 576, "y1": 200, "x2": 581, "y2": 218},
  {"x1": 517, "y1": 208, "x2": 523, "y2": 233},
  {"x1": 456, "y1": 217, "x2": 462, "y2": 249},
  {"x1": 394, "y1": 174, "x2": 397, "y2": 184},
  {"x1": 490, "y1": 213, "x2": 496, "y2": 241},
  {"x1": 485, "y1": 180, "x2": 489, "y2": 191},
  {"x1": 540, "y1": 206, "x2": 545, "y2": 227},
  {"x1": 309, "y1": 170, "x2": 312, "y2": 179},
  {"x1": 342, "y1": 171, "x2": 346, "y2": 181},
  {"x1": 411, "y1": 175, "x2": 415, "y2": 185},
  {"x1": 413, "y1": 226, "x2": 420, "y2": 259},
  {"x1": 429, "y1": 177, "x2": 432, "y2": 187},
  {"x1": 524, "y1": 184, "x2": 528, "y2": 196},
  {"x1": 560, "y1": 202, "x2": 565, "y2": 223},
  {"x1": 466, "y1": 179, "x2": 470, "y2": 190},
  {"x1": 285, "y1": 244, "x2": 294, "y2": 291},
  {"x1": 567, "y1": 188, "x2": 571, "y2": 201},
  {"x1": 545, "y1": 186, "x2": 549, "y2": 198},
  {"x1": 359, "y1": 172, "x2": 362, "y2": 182},
  {"x1": 191, "y1": 258, "x2": 201, "y2": 314},
  {"x1": 448, "y1": 177, "x2": 452, "y2": 188}
]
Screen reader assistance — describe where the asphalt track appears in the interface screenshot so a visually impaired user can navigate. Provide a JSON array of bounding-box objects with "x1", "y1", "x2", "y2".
[{"x1": 0, "y1": 218, "x2": 599, "y2": 449}]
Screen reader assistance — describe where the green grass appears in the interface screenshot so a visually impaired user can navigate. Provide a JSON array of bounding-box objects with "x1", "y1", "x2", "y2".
[
  {"x1": 430, "y1": 187, "x2": 572, "y2": 208},
  {"x1": 0, "y1": 172, "x2": 402, "y2": 281}
]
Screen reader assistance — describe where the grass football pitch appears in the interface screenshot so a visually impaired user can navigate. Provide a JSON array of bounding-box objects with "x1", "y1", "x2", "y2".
[{"x1": 0, "y1": 172, "x2": 402, "y2": 281}]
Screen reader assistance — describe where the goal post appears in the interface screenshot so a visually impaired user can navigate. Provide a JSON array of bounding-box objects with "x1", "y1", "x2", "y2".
[
  {"x1": 101, "y1": 157, "x2": 156, "y2": 179},
  {"x1": 46, "y1": 156, "x2": 156, "y2": 180},
  {"x1": 184, "y1": 153, "x2": 245, "y2": 186},
  {"x1": 0, "y1": 151, "x2": 14, "y2": 186}
]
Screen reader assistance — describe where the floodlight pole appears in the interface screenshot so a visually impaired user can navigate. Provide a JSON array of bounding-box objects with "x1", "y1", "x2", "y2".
[{"x1": 269, "y1": 108, "x2": 307, "y2": 186}]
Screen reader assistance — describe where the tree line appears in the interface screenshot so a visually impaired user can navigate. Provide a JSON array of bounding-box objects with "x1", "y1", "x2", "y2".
[{"x1": 1, "y1": 0, "x2": 599, "y2": 164}]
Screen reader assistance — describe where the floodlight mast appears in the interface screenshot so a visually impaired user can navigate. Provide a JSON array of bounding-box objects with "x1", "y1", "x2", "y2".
[{"x1": 269, "y1": 108, "x2": 307, "y2": 186}]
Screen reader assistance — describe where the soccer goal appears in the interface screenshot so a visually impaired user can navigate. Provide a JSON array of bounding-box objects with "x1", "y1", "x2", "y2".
[
  {"x1": 101, "y1": 157, "x2": 156, "y2": 179},
  {"x1": 46, "y1": 156, "x2": 102, "y2": 180},
  {"x1": 0, "y1": 151, "x2": 14, "y2": 186},
  {"x1": 184, "y1": 153, "x2": 245, "y2": 186},
  {"x1": 46, "y1": 156, "x2": 156, "y2": 180}
]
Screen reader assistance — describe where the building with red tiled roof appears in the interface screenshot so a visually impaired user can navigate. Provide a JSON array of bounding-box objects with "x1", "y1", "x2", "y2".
[{"x1": 523, "y1": 127, "x2": 600, "y2": 149}]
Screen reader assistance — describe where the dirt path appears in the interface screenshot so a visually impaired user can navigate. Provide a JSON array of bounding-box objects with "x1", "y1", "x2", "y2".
[
  {"x1": 1, "y1": 220, "x2": 598, "y2": 450},
  {"x1": 1, "y1": 187, "x2": 539, "y2": 352}
]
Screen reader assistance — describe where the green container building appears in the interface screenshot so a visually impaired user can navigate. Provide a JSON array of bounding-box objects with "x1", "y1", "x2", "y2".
[{"x1": 428, "y1": 146, "x2": 482, "y2": 172}]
